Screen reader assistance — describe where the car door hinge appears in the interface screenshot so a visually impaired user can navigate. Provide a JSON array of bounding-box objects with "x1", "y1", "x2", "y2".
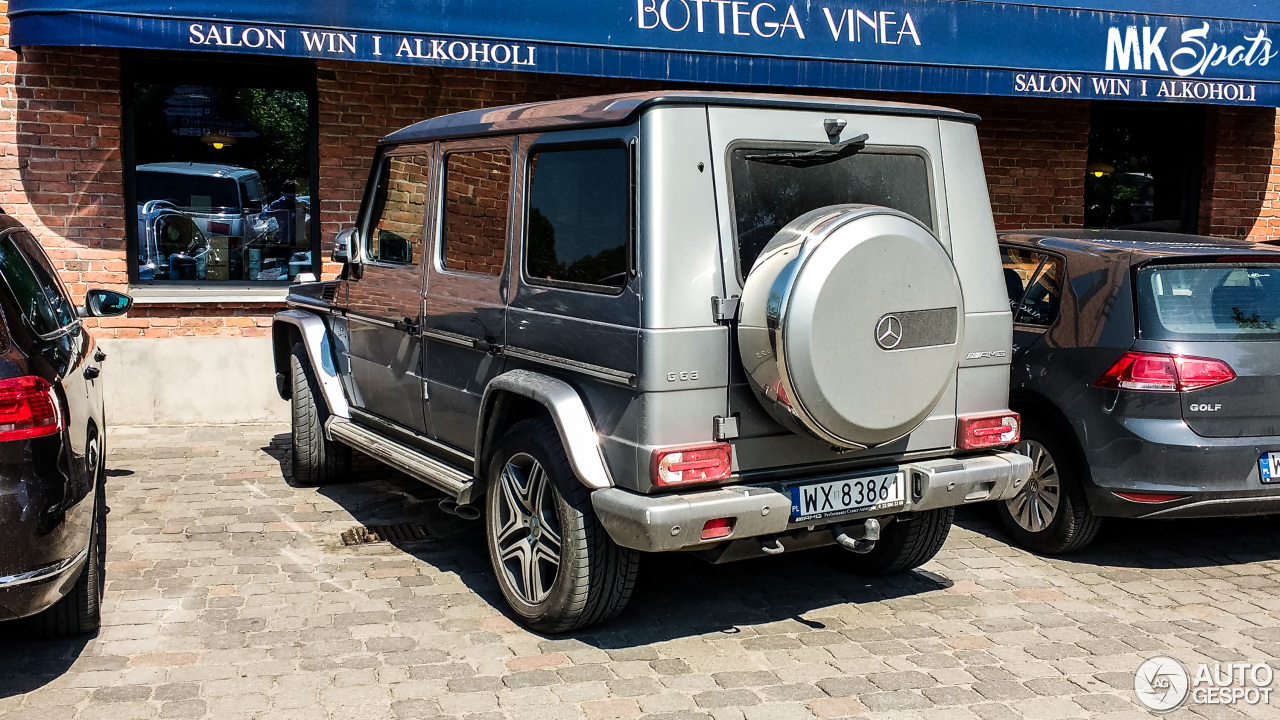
[
  {"x1": 712, "y1": 296, "x2": 740, "y2": 323},
  {"x1": 713, "y1": 415, "x2": 740, "y2": 441}
]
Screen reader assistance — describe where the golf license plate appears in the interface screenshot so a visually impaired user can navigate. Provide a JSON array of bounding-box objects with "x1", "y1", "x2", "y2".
[
  {"x1": 789, "y1": 471, "x2": 906, "y2": 523},
  {"x1": 1261, "y1": 452, "x2": 1280, "y2": 484}
]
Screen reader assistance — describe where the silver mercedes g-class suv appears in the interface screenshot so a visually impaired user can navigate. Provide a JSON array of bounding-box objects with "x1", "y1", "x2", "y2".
[{"x1": 273, "y1": 92, "x2": 1032, "y2": 632}]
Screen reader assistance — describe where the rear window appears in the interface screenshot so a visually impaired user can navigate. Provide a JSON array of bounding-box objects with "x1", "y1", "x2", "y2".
[
  {"x1": 729, "y1": 146, "x2": 933, "y2": 276},
  {"x1": 136, "y1": 171, "x2": 241, "y2": 211},
  {"x1": 1137, "y1": 263, "x2": 1280, "y2": 341}
]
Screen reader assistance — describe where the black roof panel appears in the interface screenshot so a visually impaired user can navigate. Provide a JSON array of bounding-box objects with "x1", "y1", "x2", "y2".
[{"x1": 380, "y1": 91, "x2": 980, "y2": 145}]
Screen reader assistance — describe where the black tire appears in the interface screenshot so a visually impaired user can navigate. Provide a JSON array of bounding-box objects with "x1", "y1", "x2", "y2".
[
  {"x1": 995, "y1": 418, "x2": 1101, "y2": 554},
  {"x1": 290, "y1": 342, "x2": 351, "y2": 486},
  {"x1": 26, "y1": 470, "x2": 105, "y2": 637},
  {"x1": 835, "y1": 508, "x2": 955, "y2": 576},
  {"x1": 485, "y1": 418, "x2": 639, "y2": 633}
]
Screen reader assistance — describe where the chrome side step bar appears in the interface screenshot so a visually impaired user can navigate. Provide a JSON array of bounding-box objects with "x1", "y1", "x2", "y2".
[{"x1": 327, "y1": 418, "x2": 479, "y2": 504}]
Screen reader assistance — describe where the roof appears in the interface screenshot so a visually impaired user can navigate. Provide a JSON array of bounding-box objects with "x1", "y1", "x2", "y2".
[
  {"x1": 380, "y1": 91, "x2": 980, "y2": 146},
  {"x1": 999, "y1": 229, "x2": 1280, "y2": 261},
  {"x1": 136, "y1": 162, "x2": 260, "y2": 179}
]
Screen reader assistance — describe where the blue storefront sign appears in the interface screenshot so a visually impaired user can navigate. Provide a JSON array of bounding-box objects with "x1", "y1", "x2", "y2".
[{"x1": 9, "y1": 1, "x2": 1280, "y2": 105}]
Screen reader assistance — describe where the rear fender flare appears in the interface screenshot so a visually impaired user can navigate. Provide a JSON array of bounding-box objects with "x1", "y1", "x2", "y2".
[
  {"x1": 272, "y1": 310, "x2": 350, "y2": 419},
  {"x1": 477, "y1": 370, "x2": 612, "y2": 490}
]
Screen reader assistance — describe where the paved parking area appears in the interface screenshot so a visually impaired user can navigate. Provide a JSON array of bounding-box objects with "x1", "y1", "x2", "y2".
[{"x1": 2, "y1": 425, "x2": 1280, "y2": 720}]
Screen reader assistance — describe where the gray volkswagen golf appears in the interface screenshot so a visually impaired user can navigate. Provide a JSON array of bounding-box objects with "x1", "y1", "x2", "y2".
[{"x1": 998, "y1": 229, "x2": 1280, "y2": 553}]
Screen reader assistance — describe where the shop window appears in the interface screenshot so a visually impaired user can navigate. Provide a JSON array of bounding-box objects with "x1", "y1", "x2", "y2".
[
  {"x1": 525, "y1": 146, "x2": 630, "y2": 292},
  {"x1": 1084, "y1": 103, "x2": 1204, "y2": 234},
  {"x1": 366, "y1": 155, "x2": 431, "y2": 266},
  {"x1": 441, "y1": 149, "x2": 511, "y2": 276},
  {"x1": 124, "y1": 54, "x2": 318, "y2": 283}
]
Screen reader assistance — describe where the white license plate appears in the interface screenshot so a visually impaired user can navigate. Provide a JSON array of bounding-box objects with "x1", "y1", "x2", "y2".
[
  {"x1": 1261, "y1": 453, "x2": 1280, "y2": 484},
  {"x1": 789, "y1": 472, "x2": 906, "y2": 522}
]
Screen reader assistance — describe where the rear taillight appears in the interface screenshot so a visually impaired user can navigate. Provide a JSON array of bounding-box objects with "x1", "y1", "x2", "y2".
[
  {"x1": 0, "y1": 376, "x2": 61, "y2": 441},
  {"x1": 1094, "y1": 352, "x2": 1235, "y2": 392},
  {"x1": 651, "y1": 443, "x2": 732, "y2": 488},
  {"x1": 958, "y1": 412, "x2": 1020, "y2": 450}
]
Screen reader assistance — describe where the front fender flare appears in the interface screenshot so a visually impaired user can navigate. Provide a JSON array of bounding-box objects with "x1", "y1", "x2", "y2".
[
  {"x1": 477, "y1": 370, "x2": 612, "y2": 489},
  {"x1": 272, "y1": 310, "x2": 350, "y2": 419}
]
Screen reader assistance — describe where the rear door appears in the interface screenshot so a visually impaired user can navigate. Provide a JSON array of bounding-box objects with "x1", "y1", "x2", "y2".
[
  {"x1": 342, "y1": 147, "x2": 433, "y2": 434},
  {"x1": 423, "y1": 139, "x2": 514, "y2": 452},
  {"x1": 1134, "y1": 260, "x2": 1280, "y2": 437}
]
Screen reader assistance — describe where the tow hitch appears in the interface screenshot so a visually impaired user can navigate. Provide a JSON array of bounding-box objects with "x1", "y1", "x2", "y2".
[{"x1": 831, "y1": 518, "x2": 880, "y2": 554}]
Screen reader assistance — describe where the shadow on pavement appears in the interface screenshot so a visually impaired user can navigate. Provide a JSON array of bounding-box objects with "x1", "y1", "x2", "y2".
[
  {"x1": 955, "y1": 503, "x2": 1280, "y2": 570},
  {"x1": 0, "y1": 635, "x2": 91, "y2": 698},
  {"x1": 267, "y1": 434, "x2": 959, "y2": 645}
]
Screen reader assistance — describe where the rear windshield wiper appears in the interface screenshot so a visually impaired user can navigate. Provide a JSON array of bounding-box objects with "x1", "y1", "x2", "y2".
[{"x1": 743, "y1": 133, "x2": 869, "y2": 168}]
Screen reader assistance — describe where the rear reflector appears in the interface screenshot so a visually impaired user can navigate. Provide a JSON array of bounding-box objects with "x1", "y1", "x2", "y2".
[
  {"x1": 651, "y1": 443, "x2": 732, "y2": 488},
  {"x1": 958, "y1": 412, "x2": 1021, "y2": 449},
  {"x1": 700, "y1": 517, "x2": 735, "y2": 540},
  {"x1": 1113, "y1": 491, "x2": 1186, "y2": 504},
  {"x1": 1094, "y1": 351, "x2": 1235, "y2": 393},
  {"x1": 0, "y1": 376, "x2": 61, "y2": 441}
]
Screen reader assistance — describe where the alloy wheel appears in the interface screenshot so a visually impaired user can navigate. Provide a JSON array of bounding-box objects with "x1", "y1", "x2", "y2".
[
  {"x1": 1006, "y1": 439, "x2": 1061, "y2": 533},
  {"x1": 492, "y1": 453, "x2": 563, "y2": 605}
]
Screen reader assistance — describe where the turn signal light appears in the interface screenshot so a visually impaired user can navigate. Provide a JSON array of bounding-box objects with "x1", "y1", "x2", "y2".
[
  {"x1": 1094, "y1": 352, "x2": 1235, "y2": 393},
  {"x1": 0, "y1": 376, "x2": 61, "y2": 442},
  {"x1": 958, "y1": 412, "x2": 1021, "y2": 449},
  {"x1": 651, "y1": 442, "x2": 732, "y2": 488},
  {"x1": 700, "y1": 517, "x2": 735, "y2": 540},
  {"x1": 1113, "y1": 492, "x2": 1186, "y2": 504}
]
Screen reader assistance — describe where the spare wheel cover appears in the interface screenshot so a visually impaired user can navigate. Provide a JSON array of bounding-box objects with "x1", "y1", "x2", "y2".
[{"x1": 738, "y1": 205, "x2": 963, "y2": 448}]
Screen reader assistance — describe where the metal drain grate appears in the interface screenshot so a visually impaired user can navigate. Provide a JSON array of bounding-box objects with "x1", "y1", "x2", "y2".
[{"x1": 340, "y1": 523, "x2": 431, "y2": 546}]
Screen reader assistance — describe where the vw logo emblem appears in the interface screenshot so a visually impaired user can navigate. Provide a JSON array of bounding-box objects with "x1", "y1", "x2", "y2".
[{"x1": 876, "y1": 314, "x2": 903, "y2": 350}]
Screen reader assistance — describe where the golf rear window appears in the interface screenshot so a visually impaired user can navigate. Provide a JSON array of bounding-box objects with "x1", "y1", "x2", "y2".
[{"x1": 1136, "y1": 263, "x2": 1280, "y2": 341}]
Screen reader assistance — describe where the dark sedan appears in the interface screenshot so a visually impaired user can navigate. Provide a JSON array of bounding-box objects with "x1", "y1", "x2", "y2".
[
  {"x1": 998, "y1": 229, "x2": 1280, "y2": 553},
  {"x1": 0, "y1": 214, "x2": 131, "y2": 636}
]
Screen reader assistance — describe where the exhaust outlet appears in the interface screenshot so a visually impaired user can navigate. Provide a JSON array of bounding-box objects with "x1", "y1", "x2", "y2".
[
  {"x1": 832, "y1": 518, "x2": 880, "y2": 554},
  {"x1": 453, "y1": 504, "x2": 481, "y2": 521}
]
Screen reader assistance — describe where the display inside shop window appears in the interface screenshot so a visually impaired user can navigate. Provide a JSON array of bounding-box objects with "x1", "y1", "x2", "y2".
[{"x1": 130, "y1": 81, "x2": 314, "y2": 282}]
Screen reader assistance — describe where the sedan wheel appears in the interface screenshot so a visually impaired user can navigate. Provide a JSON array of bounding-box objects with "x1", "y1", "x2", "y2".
[
  {"x1": 994, "y1": 418, "x2": 1102, "y2": 554},
  {"x1": 492, "y1": 453, "x2": 563, "y2": 606},
  {"x1": 1005, "y1": 439, "x2": 1061, "y2": 533}
]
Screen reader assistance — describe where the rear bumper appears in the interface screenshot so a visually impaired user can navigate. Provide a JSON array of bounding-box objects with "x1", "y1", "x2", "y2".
[
  {"x1": 1084, "y1": 417, "x2": 1280, "y2": 519},
  {"x1": 0, "y1": 549, "x2": 87, "y2": 621},
  {"x1": 592, "y1": 451, "x2": 1031, "y2": 552}
]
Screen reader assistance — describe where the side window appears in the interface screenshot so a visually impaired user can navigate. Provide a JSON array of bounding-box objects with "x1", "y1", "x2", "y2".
[
  {"x1": 441, "y1": 148, "x2": 511, "y2": 276},
  {"x1": 0, "y1": 232, "x2": 77, "y2": 335},
  {"x1": 366, "y1": 155, "x2": 431, "y2": 266},
  {"x1": 525, "y1": 146, "x2": 629, "y2": 292},
  {"x1": 1000, "y1": 246, "x2": 1063, "y2": 327}
]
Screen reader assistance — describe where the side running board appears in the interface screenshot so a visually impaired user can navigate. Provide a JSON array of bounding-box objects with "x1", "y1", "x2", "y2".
[{"x1": 327, "y1": 419, "x2": 479, "y2": 504}]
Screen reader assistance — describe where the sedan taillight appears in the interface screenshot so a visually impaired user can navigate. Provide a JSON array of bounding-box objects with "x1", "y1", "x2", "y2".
[
  {"x1": 651, "y1": 443, "x2": 732, "y2": 488},
  {"x1": 1094, "y1": 351, "x2": 1235, "y2": 393},
  {"x1": 0, "y1": 376, "x2": 62, "y2": 441}
]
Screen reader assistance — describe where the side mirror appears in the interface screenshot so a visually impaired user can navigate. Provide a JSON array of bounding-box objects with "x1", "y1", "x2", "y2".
[
  {"x1": 333, "y1": 227, "x2": 359, "y2": 265},
  {"x1": 83, "y1": 289, "x2": 133, "y2": 318}
]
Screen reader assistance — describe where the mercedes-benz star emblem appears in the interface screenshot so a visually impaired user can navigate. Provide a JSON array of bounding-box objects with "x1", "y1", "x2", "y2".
[{"x1": 876, "y1": 314, "x2": 903, "y2": 350}]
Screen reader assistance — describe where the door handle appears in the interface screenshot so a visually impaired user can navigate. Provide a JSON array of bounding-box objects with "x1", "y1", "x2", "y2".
[
  {"x1": 84, "y1": 366, "x2": 100, "y2": 380},
  {"x1": 472, "y1": 338, "x2": 504, "y2": 355},
  {"x1": 393, "y1": 317, "x2": 419, "y2": 333}
]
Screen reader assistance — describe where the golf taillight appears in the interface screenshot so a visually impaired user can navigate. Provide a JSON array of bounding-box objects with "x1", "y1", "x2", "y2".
[
  {"x1": 1094, "y1": 352, "x2": 1235, "y2": 392},
  {"x1": 0, "y1": 376, "x2": 61, "y2": 441},
  {"x1": 651, "y1": 443, "x2": 732, "y2": 488},
  {"x1": 958, "y1": 412, "x2": 1021, "y2": 449}
]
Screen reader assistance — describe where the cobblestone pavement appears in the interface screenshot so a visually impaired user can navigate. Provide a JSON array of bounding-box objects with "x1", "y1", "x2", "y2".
[{"x1": 3, "y1": 425, "x2": 1280, "y2": 720}]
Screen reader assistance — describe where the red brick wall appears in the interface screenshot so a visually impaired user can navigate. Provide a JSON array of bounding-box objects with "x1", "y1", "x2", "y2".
[{"x1": 1199, "y1": 105, "x2": 1280, "y2": 241}]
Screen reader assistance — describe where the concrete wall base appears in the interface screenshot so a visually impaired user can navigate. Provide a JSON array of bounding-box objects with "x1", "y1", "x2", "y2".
[{"x1": 98, "y1": 337, "x2": 288, "y2": 426}]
